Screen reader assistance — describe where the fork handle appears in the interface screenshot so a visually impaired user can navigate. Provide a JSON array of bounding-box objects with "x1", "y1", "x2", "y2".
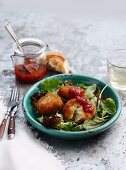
[
  {"x1": 0, "y1": 118, "x2": 7, "y2": 139},
  {"x1": 8, "y1": 115, "x2": 15, "y2": 139}
]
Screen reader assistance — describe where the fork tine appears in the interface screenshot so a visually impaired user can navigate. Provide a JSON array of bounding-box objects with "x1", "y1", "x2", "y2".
[
  {"x1": 9, "y1": 86, "x2": 20, "y2": 103},
  {"x1": 15, "y1": 88, "x2": 20, "y2": 101},
  {"x1": 13, "y1": 87, "x2": 18, "y2": 101},
  {"x1": 10, "y1": 88, "x2": 15, "y2": 101},
  {"x1": 9, "y1": 89, "x2": 13, "y2": 102},
  {"x1": 11, "y1": 87, "x2": 18, "y2": 101},
  {"x1": 12, "y1": 87, "x2": 16, "y2": 101}
]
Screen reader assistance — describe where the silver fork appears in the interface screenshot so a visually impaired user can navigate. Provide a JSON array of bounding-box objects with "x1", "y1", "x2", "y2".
[{"x1": 0, "y1": 87, "x2": 20, "y2": 140}]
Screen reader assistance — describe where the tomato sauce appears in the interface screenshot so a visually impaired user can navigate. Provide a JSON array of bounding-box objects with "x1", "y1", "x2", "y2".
[
  {"x1": 76, "y1": 96, "x2": 95, "y2": 114},
  {"x1": 69, "y1": 86, "x2": 85, "y2": 98},
  {"x1": 15, "y1": 58, "x2": 47, "y2": 83}
]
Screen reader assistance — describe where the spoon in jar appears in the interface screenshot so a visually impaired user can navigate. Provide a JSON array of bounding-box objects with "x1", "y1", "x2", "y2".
[{"x1": 4, "y1": 19, "x2": 24, "y2": 53}]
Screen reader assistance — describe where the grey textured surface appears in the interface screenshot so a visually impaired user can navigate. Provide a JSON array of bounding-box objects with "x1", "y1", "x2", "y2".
[{"x1": 1, "y1": 1, "x2": 126, "y2": 170}]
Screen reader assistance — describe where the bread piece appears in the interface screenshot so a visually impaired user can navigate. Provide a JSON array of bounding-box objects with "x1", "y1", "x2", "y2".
[{"x1": 46, "y1": 51, "x2": 73, "y2": 74}]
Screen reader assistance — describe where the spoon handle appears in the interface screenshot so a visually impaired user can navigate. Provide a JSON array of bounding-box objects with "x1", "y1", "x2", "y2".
[{"x1": 4, "y1": 19, "x2": 24, "y2": 53}]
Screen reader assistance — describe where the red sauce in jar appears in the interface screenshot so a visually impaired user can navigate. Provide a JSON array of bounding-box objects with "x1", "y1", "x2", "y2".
[
  {"x1": 76, "y1": 96, "x2": 95, "y2": 114},
  {"x1": 15, "y1": 58, "x2": 47, "y2": 83}
]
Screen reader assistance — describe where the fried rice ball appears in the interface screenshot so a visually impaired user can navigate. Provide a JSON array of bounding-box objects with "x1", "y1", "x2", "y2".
[
  {"x1": 58, "y1": 85, "x2": 85, "y2": 100},
  {"x1": 58, "y1": 85, "x2": 72, "y2": 100},
  {"x1": 63, "y1": 99, "x2": 85, "y2": 124},
  {"x1": 35, "y1": 93, "x2": 64, "y2": 116},
  {"x1": 63, "y1": 98, "x2": 96, "y2": 124}
]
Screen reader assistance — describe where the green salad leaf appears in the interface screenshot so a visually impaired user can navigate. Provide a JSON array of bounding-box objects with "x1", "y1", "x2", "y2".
[
  {"x1": 39, "y1": 79, "x2": 62, "y2": 93},
  {"x1": 56, "y1": 116, "x2": 108, "y2": 131},
  {"x1": 72, "y1": 124, "x2": 86, "y2": 131},
  {"x1": 90, "y1": 96, "x2": 97, "y2": 106},
  {"x1": 83, "y1": 116, "x2": 108, "y2": 130},
  {"x1": 56, "y1": 121, "x2": 77, "y2": 131},
  {"x1": 101, "y1": 98, "x2": 116, "y2": 114},
  {"x1": 37, "y1": 116, "x2": 44, "y2": 123},
  {"x1": 85, "y1": 84, "x2": 96, "y2": 99},
  {"x1": 77, "y1": 83, "x2": 87, "y2": 90}
]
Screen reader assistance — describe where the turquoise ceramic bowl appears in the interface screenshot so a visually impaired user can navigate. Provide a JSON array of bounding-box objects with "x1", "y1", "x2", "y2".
[{"x1": 23, "y1": 74, "x2": 122, "y2": 140}]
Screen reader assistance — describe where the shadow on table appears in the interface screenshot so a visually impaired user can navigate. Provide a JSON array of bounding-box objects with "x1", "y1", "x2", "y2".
[{"x1": 26, "y1": 120, "x2": 113, "y2": 152}]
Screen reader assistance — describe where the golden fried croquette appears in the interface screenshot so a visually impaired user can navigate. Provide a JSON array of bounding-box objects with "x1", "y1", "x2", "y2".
[
  {"x1": 35, "y1": 93, "x2": 64, "y2": 116},
  {"x1": 63, "y1": 98, "x2": 96, "y2": 124},
  {"x1": 58, "y1": 85, "x2": 85, "y2": 100},
  {"x1": 58, "y1": 85, "x2": 72, "y2": 100},
  {"x1": 76, "y1": 96, "x2": 96, "y2": 118},
  {"x1": 63, "y1": 99, "x2": 85, "y2": 124}
]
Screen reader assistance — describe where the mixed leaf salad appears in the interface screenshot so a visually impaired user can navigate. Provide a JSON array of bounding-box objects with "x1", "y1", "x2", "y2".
[{"x1": 31, "y1": 79, "x2": 116, "y2": 131}]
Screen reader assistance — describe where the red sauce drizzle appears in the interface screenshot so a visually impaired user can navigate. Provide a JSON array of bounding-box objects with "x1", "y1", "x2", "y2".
[
  {"x1": 69, "y1": 86, "x2": 85, "y2": 98},
  {"x1": 76, "y1": 96, "x2": 94, "y2": 114}
]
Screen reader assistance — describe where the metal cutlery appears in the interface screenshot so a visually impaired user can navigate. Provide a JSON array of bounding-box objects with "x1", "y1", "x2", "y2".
[
  {"x1": 0, "y1": 87, "x2": 20, "y2": 140},
  {"x1": 8, "y1": 89, "x2": 20, "y2": 140},
  {"x1": 4, "y1": 19, "x2": 24, "y2": 53}
]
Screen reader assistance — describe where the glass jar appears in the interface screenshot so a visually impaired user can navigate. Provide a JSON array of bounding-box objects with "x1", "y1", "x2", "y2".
[{"x1": 11, "y1": 38, "x2": 47, "y2": 83}]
